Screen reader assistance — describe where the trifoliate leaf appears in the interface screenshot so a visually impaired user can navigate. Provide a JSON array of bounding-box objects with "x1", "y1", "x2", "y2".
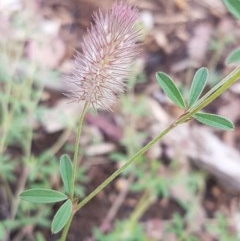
[
  {"x1": 194, "y1": 112, "x2": 234, "y2": 130},
  {"x1": 188, "y1": 67, "x2": 208, "y2": 108},
  {"x1": 156, "y1": 72, "x2": 185, "y2": 109},
  {"x1": 51, "y1": 199, "x2": 72, "y2": 234}
]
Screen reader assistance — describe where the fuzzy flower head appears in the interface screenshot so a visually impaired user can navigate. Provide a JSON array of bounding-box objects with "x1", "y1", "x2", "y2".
[{"x1": 67, "y1": 2, "x2": 140, "y2": 110}]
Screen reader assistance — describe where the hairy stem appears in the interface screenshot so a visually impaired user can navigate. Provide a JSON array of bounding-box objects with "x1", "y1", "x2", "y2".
[{"x1": 70, "y1": 102, "x2": 89, "y2": 199}]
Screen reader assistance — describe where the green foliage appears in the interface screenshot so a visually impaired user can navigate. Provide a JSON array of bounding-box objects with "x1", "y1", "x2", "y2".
[
  {"x1": 130, "y1": 160, "x2": 170, "y2": 198},
  {"x1": 28, "y1": 153, "x2": 59, "y2": 185},
  {"x1": 20, "y1": 189, "x2": 68, "y2": 203},
  {"x1": 0, "y1": 33, "x2": 86, "y2": 239},
  {"x1": 2, "y1": 207, "x2": 51, "y2": 238},
  {"x1": 121, "y1": 94, "x2": 147, "y2": 117},
  {"x1": 207, "y1": 213, "x2": 239, "y2": 241},
  {"x1": 0, "y1": 34, "x2": 61, "y2": 239},
  {"x1": 156, "y1": 67, "x2": 235, "y2": 130},
  {"x1": 0, "y1": 223, "x2": 5, "y2": 240},
  {"x1": 0, "y1": 154, "x2": 15, "y2": 181},
  {"x1": 60, "y1": 154, "x2": 73, "y2": 195},
  {"x1": 2, "y1": 2, "x2": 240, "y2": 240},
  {"x1": 51, "y1": 199, "x2": 72, "y2": 234},
  {"x1": 35, "y1": 232, "x2": 47, "y2": 241},
  {"x1": 74, "y1": 166, "x2": 87, "y2": 197},
  {"x1": 156, "y1": 72, "x2": 186, "y2": 109},
  {"x1": 223, "y1": 0, "x2": 240, "y2": 19},
  {"x1": 193, "y1": 113, "x2": 234, "y2": 130},
  {"x1": 93, "y1": 220, "x2": 149, "y2": 241},
  {"x1": 116, "y1": 89, "x2": 148, "y2": 176},
  {"x1": 226, "y1": 48, "x2": 240, "y2": 65},
  {"x1": 188, "y1": 67, "x2": 208, "y2": 108},
  {"x1": 166, "y1": 213, "x2": 199, "y2": 241}
]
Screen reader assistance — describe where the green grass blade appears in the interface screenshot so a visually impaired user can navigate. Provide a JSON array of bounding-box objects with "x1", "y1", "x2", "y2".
[
  {"x1": 20, "y1": 189, "x2": 68, "y2": 203},
  {"x1": 226, "y1": 48, "x2": 240, "y2": 65},
  {"x1": 156, "y1": 72, "x2": 185, "y2": 109},
  {"x1": 60, "y1": 154, "x2": 73, "y2": 195},
  {"x1": 188, "y1": 67, "x2": 208, "y2": 108},
  {"x1": 51, "y1": 199, "x2": 72, "y2": 234},
  {"x1": 194, "y1": 112, "x2": 234, "y2": 130}
]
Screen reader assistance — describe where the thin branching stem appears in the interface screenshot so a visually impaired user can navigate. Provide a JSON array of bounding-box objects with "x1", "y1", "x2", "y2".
[
  {"x1": 60, "y1": 102, "x2": 89, "y2": 241},
  {"x1": 76, "y1": 121, "x2": 177, "y2": 211},
  {"x1": 60, "y1": 66, "x2": 240, "y2": 240},
  {"x1": 75, "y1": 66, "x2": 240, "y2": 212},
  {"x1": 70, "y1": 101, "x2": 89, "y2": 199}
]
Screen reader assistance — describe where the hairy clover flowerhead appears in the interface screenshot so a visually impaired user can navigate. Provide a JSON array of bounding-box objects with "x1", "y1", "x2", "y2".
[{"x1": 67, "y1": 2, "x2": 140, "y2": 110}]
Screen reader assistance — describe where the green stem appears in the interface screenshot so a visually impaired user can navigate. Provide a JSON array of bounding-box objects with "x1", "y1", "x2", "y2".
[
  {"x1": 188, "y1": 66, "x2": 240, "y2": 114},
  {"x1": 130, "y1": 191, "x2": 154, "y2": 223},
  {"x1": 0, "y1": 75, "x2": 13, "y2": 153},
  {"x1": 76, "y1": 121, "x2": 176, "y2": 211},
  {"x1": 59, "y1": 66, "x2": 240, "y2": 241},
  {"x1": 60, "y1": 102, "x2": 89, "y2": 241},
  {"x1": 70, "y1": 101, "x2": 89, "y2": 199},
  {"x1": 59, "y1": 214, "x2": 73, "y2": 241},
  {"x1": 76, "y1": 66, "x2": 240, "y2": 212},
  {"x1": 174, "y1": 66, "x2": 240, "y2": 125},
  {"x1": 0, "y1": 39, "x2": 27, "y2": 153}
]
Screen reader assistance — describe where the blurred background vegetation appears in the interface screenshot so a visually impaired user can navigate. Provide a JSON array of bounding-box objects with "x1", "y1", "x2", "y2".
[{"x1": 0, "y1": 0, "x2": 240, "y2": 240}]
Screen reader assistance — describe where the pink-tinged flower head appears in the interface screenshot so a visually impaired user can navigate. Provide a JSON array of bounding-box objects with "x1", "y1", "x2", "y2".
[{"x1": 67, "y1": 2, "x2": 140, "y2": 110}]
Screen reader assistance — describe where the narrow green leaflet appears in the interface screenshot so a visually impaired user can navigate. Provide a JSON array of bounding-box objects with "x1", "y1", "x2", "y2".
[
  {"x1": 194, "y1": 113, "x2": 234, "y2": 130},
  {"x1": 20, "y1": 188, "x2": 68, "y2": 203},
  {"x1": 225, "y1": 48, "x2": 240, "y2": 65},
  {"x1": 188, "y1": 67, "x2": 208, "y2": 108},
  {"x1": 223, "y1": 0, "x2": 240, "y2": 19},
  {"x1": 156, "y1": 72, "x2": 185, "y2": 109},
  {"x1": 60, "y1": 154, "x2": 73, "y2": 194},
  {"x1": 51, "y1": 199, "x2": 72, "y2": 234}
]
